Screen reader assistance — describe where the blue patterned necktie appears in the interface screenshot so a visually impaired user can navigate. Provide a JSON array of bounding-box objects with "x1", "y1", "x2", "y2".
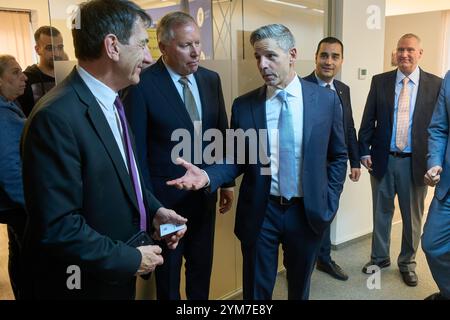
[{"x1": 277, "y1": 90, "x2": 296, "y2": 200}]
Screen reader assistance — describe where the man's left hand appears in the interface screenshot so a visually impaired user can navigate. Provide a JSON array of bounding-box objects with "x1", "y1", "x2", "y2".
[
  {"x1": 219, "y1": 188, "x2": 234, "y2": 214},
  {"x1": 153, "y1": 207, "x2": 188, "y2": 249},
  {"x1": 349, "y1": 168, "x2": 361, "y2": 182}
]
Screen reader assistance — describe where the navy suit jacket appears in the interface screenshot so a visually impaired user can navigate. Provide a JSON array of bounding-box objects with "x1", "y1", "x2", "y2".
[
  {"x1": 359, "y1": 68, "x2": 441, "y2": 186},
  {"x1": 205, "y1": 78, "x2": 348, "y2": 244},
  {"x1": 428, "y1": 71, "x2": 450, "y2": 200},
  {"x1": 303, "y1": 72, "x2": 360, "y2": 168},
  {"x1": 124, "y1": 58, "x2": 233, "y2": 211},
  {"x1": 21, "y1": 68, "x2": 162, "y2": 299}
]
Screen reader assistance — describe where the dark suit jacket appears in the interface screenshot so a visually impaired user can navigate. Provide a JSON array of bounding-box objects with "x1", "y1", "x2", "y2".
[
  {"x1": 123, "y1": 58, "x2": 233, "y2": 212},
  {"x1": 303, "y1": 72, "x2": 360, "y2": 168},
  {"x1": 21, "y1": 69, "x2": 162, "y2": 299},
  {"x1": 358, "y1": 68, "x2": 442, "y2": 186},
  {"x1": 205, "y1": 78, "x2": 348, "y2": 244}
]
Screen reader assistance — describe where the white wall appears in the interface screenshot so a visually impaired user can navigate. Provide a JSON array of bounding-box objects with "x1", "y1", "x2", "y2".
[
  {"x1": 386, "y1": 0, "x2": 450, "y2": 16},
  {"x1": 332, "y1": 0, "x2": 386, "y2": 245},
  {"x1": 384, "y1": 11, "x2": 445, "y2": 76}
]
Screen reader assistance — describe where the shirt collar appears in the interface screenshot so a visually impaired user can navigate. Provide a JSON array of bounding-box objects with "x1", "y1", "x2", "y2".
[
  {"x1": 396, "y1": 66, "x2": 420, "y2": 85},
  {"x1": 76, "y1": 65, "x2": 118, "y2": 111},
  {"x1": 314, "y1": 71, "x2": 334, "y2": 88},
  {"x1": 267, "y1": 74, "x2": 301, "y2": 101},
  {"x1": 162, "y1": 57, "x2": 196, "y2": 85}
]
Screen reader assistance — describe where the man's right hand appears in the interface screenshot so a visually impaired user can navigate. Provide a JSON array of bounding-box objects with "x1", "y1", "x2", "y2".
[
  {"x1": 166, "y1": 158, "x2": 209, "y2": 190},
  {"x1": 424, "y1": 166, "x2": 443, "y2": 187},
  {"x1": 361, "y1": 156, "x2": 373, "y2": 172},
  {"x1": 136, "y1": 245, "x2": 164, "y2": 275}
]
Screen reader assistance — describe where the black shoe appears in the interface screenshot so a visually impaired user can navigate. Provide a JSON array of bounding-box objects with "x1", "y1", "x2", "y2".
[
  {"x1": 362, "y1": 259, "x2": 391, "y2": 274},
  {"x1": 425, "y1": 292, "x2": 449, "y2": 300},
  {"x1": 316, "y1": 260, "x2": 349, "y2": 281},
  {"x1": 400, "y1": 271, "x2": 418, "y2": 287}
]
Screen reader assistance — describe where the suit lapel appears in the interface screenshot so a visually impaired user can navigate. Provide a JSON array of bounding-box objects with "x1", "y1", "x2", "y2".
[
  {"x1": 153, "y1": 59, "x2": 194, "y2": 130},
  {"x1": 333, "y1": 81, "x2": 348, "y2": 131},
  {"x1": 300, "y1": 78, "x2": 316, "y2": 148},
  {"x1": 384, "y1": 70, "x2": 397, "y2": 127},
  {"x1": 413, "y1": 68, "x2": 428, "y2": 122},
  {"x1": 194, "y1": 70, "x2": 213, "y2": 129},
  {"x1": 70, "y1": 69, "x2": 140, "y2": 212},
  {"x1": 251, "y1": 86, "x2": 270, "y2": 157}
]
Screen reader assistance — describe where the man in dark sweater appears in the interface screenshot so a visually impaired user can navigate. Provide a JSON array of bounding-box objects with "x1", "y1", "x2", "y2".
[{"x1": 17, "y1": 26, "x2": 66, "y2": 116}]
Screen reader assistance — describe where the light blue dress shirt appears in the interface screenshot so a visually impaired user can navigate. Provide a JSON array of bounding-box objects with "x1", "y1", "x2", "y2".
[
  {"x1": 266, "y1": 75, "x2": 303, "y2": 197},
  {"x1": 390, "y1": 67, "x2": 420, "y2": 153}
]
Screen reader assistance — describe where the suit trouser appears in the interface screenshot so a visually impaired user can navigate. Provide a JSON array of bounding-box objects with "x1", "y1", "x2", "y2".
[
  {"x1": 370, "y1": 155, "x2": 426, "y2": 272},
  {"x1": 422, "y1": 195, "x2": 450, "y2": 298},
  {"x1": 0, "y1": 208, "x2": 26, "y2": 299},
  {"x1": 241, "y1": 198, "x2": 322, "y2": 300},
  {"x1": 155, "y1": 203, "x2": 215, "y2": 300},
  {"x1": 317, "y1": 224, "x2": 333, "y2": 263}
]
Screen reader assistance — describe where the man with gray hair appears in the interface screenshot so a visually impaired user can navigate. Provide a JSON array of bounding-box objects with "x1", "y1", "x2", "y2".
[
  {"x1": 359, "y1": 33, "x2": 441, "y2": 286},
  {"x1": 124, "y1": 11, "x2": 234, "y2": 300},
  {"x1": 167, "y1": 24, "x2": 347, "y2": 299}
]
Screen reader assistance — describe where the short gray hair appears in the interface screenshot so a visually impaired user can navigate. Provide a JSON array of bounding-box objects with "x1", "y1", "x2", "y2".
[
  {"x1": 250, "y1": 24, "x2": 295, "y2": 52},
  {"x1": 157, "y1": 11, "x2": 197, "y2": 44},
  {"x1": 398, "y1": 33, "x2": 421, "y2": 45},
  {"x1": 0, "y1": 54, "x2": 16, "y2": 77}
]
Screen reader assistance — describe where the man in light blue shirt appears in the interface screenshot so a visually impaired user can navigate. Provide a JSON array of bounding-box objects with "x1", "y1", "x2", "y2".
[{"x1": 359, "y1": 34, "x2": 441, "y2": 287}]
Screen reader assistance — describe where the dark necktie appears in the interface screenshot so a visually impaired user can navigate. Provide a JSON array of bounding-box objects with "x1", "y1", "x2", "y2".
[
  {"x1": 325, "y1": 84, "x2": 331, "y2": 89},
  {"x1": 114, "y1": 96, "x2": 147, "y2": 231},
  {"x1": 178, "y1": 77, "x2": 200, "y2": 122}
]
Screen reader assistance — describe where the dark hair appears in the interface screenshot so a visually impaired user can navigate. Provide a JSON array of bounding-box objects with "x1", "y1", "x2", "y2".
[
  {"x1": 315, "y1": 37, "x2": 344, "y2": 57},
  {"x1": 72, "y1": 0, "x2": 152, "y2": 61},
  {"x1": 157, "y1": 11, "x2": 197, "y2": 44},
  {"x1": 34, "y1": 26, "x2": 61, "y2": 42}
]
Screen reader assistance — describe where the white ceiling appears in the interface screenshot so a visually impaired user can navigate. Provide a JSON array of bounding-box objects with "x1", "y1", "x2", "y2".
[{"x1": 386, "y1": 0, "x2": 450, "y2": 16}]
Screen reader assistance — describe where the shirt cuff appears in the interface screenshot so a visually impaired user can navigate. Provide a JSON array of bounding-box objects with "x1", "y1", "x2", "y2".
[{"x1": 201, "y1": 170, "x2": 210, "y2": 188}]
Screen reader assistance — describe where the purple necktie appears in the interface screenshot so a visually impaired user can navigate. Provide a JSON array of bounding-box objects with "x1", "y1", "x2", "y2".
[{"x1": 114, "y1": 96, "x2": 147, "y2": 231}]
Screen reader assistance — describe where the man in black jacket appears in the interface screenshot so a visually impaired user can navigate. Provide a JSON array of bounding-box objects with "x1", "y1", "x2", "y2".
[
  {"x1": 21, "y1": 0, "x2": 186, "y2": 299},
  {"x1": 304, "y1": 37, "x2": 360, "y2": 281}
]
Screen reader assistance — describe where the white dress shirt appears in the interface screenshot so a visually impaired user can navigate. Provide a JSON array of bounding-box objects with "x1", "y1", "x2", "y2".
[{"x1": 76, "y1": 65, "x2": 143, "y2": 196}]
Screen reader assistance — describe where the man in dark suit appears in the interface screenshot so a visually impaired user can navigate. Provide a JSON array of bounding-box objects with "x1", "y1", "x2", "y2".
[
  {"x1": 422, "y1": 70, "x2": 450, "y2": 300},
  {"x1": 167, "y1": 24, "x2": 348, "y2": 300},
  {"x1": 20, "y1": 0, "x2": 187, "y2": 300},
  {"x1": 123, "y1": 11, "x2": 234, "y2": 300},
  {"x1": 304, "y1": 37, "x2": 360, "y2": 281},
  {"x1": 359, "y1": 33, "x2": 441, "y2": 286}
]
